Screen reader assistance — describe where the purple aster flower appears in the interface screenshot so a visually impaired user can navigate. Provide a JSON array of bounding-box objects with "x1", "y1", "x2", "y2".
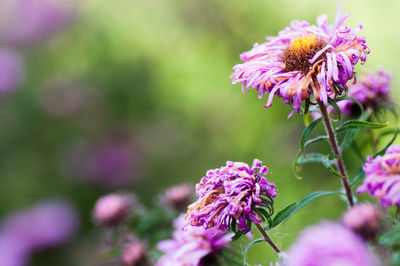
[
  {"x1": 357, "y1": 145, "x2": 400, "y2": 208},
  {"x1": 0, "y1": 48, "x2": 23, "y2": 94},
  {"x1": 342, "y1": 203, "x2": 380, "y2": 240},
  {"x1": 338, "y1": 69, "x2": 392, "y2": 116},
  {"x1": 0, "y1": 0, "x2": 75, "y2": 45},
  {"x1": 185, "y1": 159, "x2": 276, "y2": 232},
  {"x1": 156, "y1": 214, "x2": 232, "y2": 266},
  {"x1": 231, "y1": 4, "x2": 369, "y2": 118},
  {"x1": 286, "y1": 221, "x2": 377, "y2": 266},
  {"x1": 0, "y1": 201, "x2": 79, "y2": 252}
]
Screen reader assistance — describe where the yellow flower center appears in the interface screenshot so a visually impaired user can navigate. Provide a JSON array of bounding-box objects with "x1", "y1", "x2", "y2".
[
  {"x1": 281, "y1": 34, "x2": 327, "y2": 73},
  {"x1": 290, "y1": 34, "x2": 319, "y2": 51}
]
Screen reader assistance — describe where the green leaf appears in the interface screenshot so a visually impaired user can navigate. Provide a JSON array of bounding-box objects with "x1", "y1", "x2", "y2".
[
  {"x1": 295, "y1": 153, "x2": 342, "y2": 178},
  {"x1": 374, "y1": 127, "x2": 399, "y2": 157},
  {"x1": 300, "y1": 117, "x2": 322, "y2": 155},
  {"x1": 335, "y1": 120, "x2": 388, "y2": 134},
  {"x1": 328, "y1": 97, "x2": 342, "y2": 121},
  {"x1": 379, "y1": 226, "x2": 400, "y2": 246},
  {"x1": 339, "y1": 110, "x2": 371, "y2": 152},
  {"x1": 242, "y1": 238, "x2": 265, "y2": 266},
  {"x1": 296, "y1": 153, "x2": 327, "y2": 164},
  {"x1": 304, "y1": 135, "x2": 329, "y2": 148},
  {"x1": 271, "y1": 191, "x2": 341, "y2": 228},
  {"x1": 322, "y1": 156, "x2": 343, "y2": 178},
  {"x1": 231, "y1": 230, "x2": 247, "y2": 241}
]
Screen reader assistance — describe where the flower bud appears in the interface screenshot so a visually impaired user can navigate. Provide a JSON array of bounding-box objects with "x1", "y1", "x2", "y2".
[
  {"x1": 93, "y1": 194, "x2": 132, "y2": 226},
  {"x1": 121, "y1": 241, "x2": 146, "y2": 266},
  {"x1": 163, "y1": 184, "x2": 192, "y2": 211},
  {"x1": 342, "y1": 203, "x2": 380, "y2": 240}
]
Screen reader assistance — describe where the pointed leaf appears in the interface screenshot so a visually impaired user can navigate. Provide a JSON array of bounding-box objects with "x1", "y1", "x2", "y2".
[
  {"x1": 271, "y1": 191, "x2": 341, "y2": 228},
  {"x1": 328, "y1": 98, "x2": 342, "y2": 121},
  {"x1": 374, "y1": 127, "x2": 399, "y2": 157},
  {"x1": 336, "y1": 120, "x2": 388, "y2": 134},
  {"x1": 300, "y1": 117, "x2": 322, "y2": 155}
]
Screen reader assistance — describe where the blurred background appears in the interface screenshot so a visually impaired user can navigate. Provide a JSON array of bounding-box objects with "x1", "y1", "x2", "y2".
[{"x1": 0, "y1": 0, "x2": 399, "y2": 265}]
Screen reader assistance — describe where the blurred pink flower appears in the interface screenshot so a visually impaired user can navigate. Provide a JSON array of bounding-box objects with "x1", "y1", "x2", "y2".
[
  {"x1": 0, "y1": 48, "x2": 23, "y2": 94},
  {"x1": 0, "y1": 0, "x2": 76, "y2": 45}
]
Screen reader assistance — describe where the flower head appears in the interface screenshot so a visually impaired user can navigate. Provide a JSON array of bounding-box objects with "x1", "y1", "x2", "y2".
[
  {"x1": 338, "y1": 69, "x2": 392, "y2": 116},
  {"x1": 287, "y1": 222, "x2": 377, "y2": 266},
  {"x1": 162, "y1": 183, "x2": 194, "y2": 211},
  {"x1": 93, "y1": 193, "x2": 133, "y2": 226},
  {"x1": 1, "y1": 201, "x2": 79, "y2": 252},
  {"x1": 0, "y1": 0, "x2": 75, "y2": 45},
  {"x1": 357, "y1": 145, "x2": 400, "y2": 208},
  {"x1": 185, "y1": 159, "x2": 276, "y2": 232},
  {"x1": 342, "y1": 203, "x2": 380, "y2": 239},
  {"x1": 231, "y1": 4, "x2": 369, "y2": 118},
  {"x1": 121, "y1": 241, "x2": 147, "y2": 266},
  {"x1": 156, "y1": 214, "x2": 232, "y2": 266}
]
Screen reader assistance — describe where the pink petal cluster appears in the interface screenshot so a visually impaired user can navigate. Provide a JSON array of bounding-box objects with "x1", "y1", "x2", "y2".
[
  {"x1": 156, "y1": 214, "x2": 232, "y2": 266},
  {"x1": 287, "y1": 222, "x2": 377, "y2": 266},
  {"x1": 186, "y1": 159, "x2": 276, "y2": 232},
  {"x1": 231, "y1": 5, "x2": 369, "y2": 118},
  {"x1": 357, "y1": 145, "x2": 400, "y2": 208}
]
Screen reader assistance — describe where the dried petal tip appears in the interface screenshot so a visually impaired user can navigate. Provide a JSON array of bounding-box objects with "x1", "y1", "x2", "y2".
[
  {"x1": 121, "y1": 241, "x2": 147, "y2": 266},
  {"x1": 186, "y1": 159, "x2": 277, "y2": 233},
  {"x1": 163, "y1": 183, "x2": 193, "y2": 211},
  {"x1": 342, "y1": 203, "x2": 380, "y2": 240},
  {"x1": 93, "y1": 194, "x2": 133, "y2": 226}
]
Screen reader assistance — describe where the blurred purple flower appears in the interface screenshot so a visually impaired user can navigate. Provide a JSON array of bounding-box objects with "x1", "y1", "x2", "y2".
[
  {"x1": 121, "y1": 241, "x2": 147, "y2": 266},
  {"x1": 231, "y1": 4, "x2": 369, "y2": 118},
  {"x1": 0, "y1": 0, "x2": 75, "y2": 45},
  {"x1": 61, "y1": 137, "x2": 137, "y2": 188},
  {"x1": 162, "y1": 183, "x2": 193, "y2": 211},
  {"x1": 357, "y1": 145, "x2": 400, "y2": 208},
  {"x1": 156, "y1": 214, "x2": 232, "y2": 266},
  {"x1": 0, "y1": 48, "x2": 23, "y2": 94},
  {"x1": 286, "y1": 222, "x2": 377, "y2": 266},
  {"x1": 0, "y1": 234, "x2": 28, "y2": 266},
  {"x1": 93, "y1": 193, "x2": 133, "y2": 226},
  {"x1": 186, "y1": 159, "x2": 276, "y2": 232},
  {"x1": 342, "y1": 203, "x2": 380, "y2": 239},
  {"x1": 1, "y1": 201, "x2": 79, "y2": 252},
  {"x1": 338, "y1": 69, "x2": 392, "y2": 116}
]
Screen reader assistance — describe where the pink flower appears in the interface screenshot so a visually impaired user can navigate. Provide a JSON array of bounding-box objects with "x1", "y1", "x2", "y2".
[{"x1": 231, "y1": 4, "x2": 369, "y2": 118}]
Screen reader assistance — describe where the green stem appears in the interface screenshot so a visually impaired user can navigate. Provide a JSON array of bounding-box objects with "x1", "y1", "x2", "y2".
[
  {"x1": 255, "y1": 223, "x2": 280, "y2": 254},
  {"x1": 318, "y1": 101, "x2": 354, "y2": 207}
]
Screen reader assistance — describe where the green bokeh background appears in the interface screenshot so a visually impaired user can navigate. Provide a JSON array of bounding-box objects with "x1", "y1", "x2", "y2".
[{"x1": 1, "y1": 0, "x2": 399, "y2": 265}]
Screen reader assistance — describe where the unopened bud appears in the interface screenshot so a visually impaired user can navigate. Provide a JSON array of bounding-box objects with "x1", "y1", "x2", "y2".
[
  {"x1": 163, "y1": 184, "x2": 192, "y2": 211},
  {"x1": 342, "y1": 203, "x2": 380, "y2": 240},
  {"x1": 93, "y1": 194, "x2": 132, "y2": 226},
  {"x1": 121, "y1": 241, "x2": 146, "y2": 266}
]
